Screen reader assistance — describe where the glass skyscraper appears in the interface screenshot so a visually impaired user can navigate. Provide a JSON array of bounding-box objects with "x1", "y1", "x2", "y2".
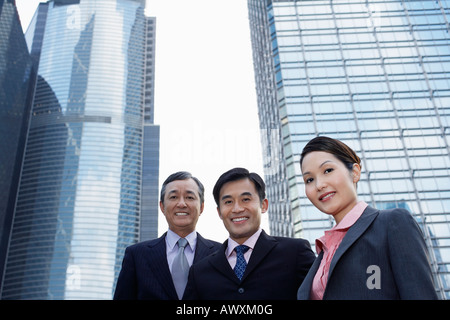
[
  {"x1": 248, "y1": 0, "x2": 450, "y2": 298},
  {"x1": 0, "y1": 0, "x2": 35, "y2": 289},
  {"x1": 140, "y1": 16, "x2": 159, "y2": 242},
  {"x1": 1, "y1": 0, "x2": 160, "y2": 299}
]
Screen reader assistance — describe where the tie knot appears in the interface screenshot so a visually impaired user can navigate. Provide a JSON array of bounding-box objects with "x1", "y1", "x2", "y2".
[
  {"x1": 177, "y1": 238, "x2": 188, "y2": 249},
  {"x1": 234, "y1": 245, "x2": 250, "y2": 254}
]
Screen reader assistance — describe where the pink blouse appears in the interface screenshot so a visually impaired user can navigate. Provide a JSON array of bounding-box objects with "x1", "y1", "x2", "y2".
[{"x1": 310, "y1": 201, "x2": 368, "y2": 300}]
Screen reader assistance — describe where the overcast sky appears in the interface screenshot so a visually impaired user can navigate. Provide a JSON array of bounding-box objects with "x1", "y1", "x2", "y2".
[{"x1": 15, "y1": 0, "x2": 267, "y2": 242}]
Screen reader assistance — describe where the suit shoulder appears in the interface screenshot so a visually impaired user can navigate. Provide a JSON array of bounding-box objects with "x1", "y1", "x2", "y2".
[
  {"x1": 267, "y1": 236, "x2": 315, "y2": 267},
  {"x1": 192, "y1": 246, "x2": 224, "y2": 269},
  {"x1": 196, "y1": 233, "x2": 222, "y2": 249},
  {"x1": 271, "y1": 235, "x2": 312, "y2": 249},
  {"x1": 272, "y1": 235, "x2": 310, "y2": 244},
  {"x1": 126, "y1": 237, "x2": 163, "y2": 251},
  {"x1": 200, "y1": 237, "x2": 222, "y2": 248},
  {"x1": 377, "y1": 207, "x2": 415, "y2": 224},
  {"x1": 375, "y1": 207, "x2": 424, "y2": 240},
  {"x1": 210, "y1": 239, "x2": 222, "y2": 246}
]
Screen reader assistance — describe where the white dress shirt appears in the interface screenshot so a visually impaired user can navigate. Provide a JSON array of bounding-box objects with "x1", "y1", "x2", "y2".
[
  {"x1": 225, "y1": 228, "x2": 262, "y2": 269},
  {"x1": 165, "y1": 229, "x2": 197, "y2": 273}
]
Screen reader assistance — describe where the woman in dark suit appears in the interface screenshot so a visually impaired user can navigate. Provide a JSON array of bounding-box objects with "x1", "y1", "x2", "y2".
[{"x1": 297, "y1": 136, "x2": 438, "y2": 300}]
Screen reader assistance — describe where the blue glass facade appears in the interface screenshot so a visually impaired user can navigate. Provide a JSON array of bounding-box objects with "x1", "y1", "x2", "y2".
[
  {"x1": 248, "y1": 0, "x2": 450, "y2": 298},
  {"x1": 1, "y1": 0, "x2": 154, "y2": 299},
  {"x1": 0, "y1": 0, "x2": 35, "y2": 289}
]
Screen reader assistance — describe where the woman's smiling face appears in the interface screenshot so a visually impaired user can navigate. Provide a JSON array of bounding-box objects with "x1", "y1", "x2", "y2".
[{"x1": 301, "y1": 151, "x2": 361, "y2": 224}]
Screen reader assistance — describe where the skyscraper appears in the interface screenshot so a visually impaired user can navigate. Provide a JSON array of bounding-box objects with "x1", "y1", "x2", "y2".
[
  {"x1": 140, "y1": 15, "x2": 159, "y2": 242},
  {"x1": 248, "y1": 0, "x2": 450, "y2": 298},
  {"x1": 1, "y1": 0, "x2": 160, "y2": 299},
  {"x1": 0, "y1": 0, "x2": 35, "y2": 289}
]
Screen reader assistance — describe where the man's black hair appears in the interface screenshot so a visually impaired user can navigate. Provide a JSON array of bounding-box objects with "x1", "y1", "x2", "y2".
[{"x1": 212, "y1": 167, "x2": 266, "y2": 207}]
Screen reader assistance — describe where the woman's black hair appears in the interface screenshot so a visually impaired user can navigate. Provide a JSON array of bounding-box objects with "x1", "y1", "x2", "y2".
[{"x1": 300, "y1": 136, "x2": 361, "y2": 171}]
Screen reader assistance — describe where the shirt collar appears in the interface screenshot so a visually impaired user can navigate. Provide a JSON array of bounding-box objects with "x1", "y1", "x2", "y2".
[
  {"x1": 226, "y1": 228, "x2": 262, "y2": 258},
  {"x1": 166, "y1": 229, "x2": 197, "y2": 251},
  {"x1": 315, "y1": 201, "x2": 368, "y2": 254},
  {"x1": 334, "y1": 201, "x2": 368, "y2": 230}
]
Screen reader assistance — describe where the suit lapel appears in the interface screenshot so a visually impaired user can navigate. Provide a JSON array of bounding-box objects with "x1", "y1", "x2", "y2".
[
  {"x1": 146, "y1": 233, "x2": 178, "y2": 299},
  {"x1": 242, "y1": 230, "x2": 278, "y2": 281},
  {"x1": 298, "y1": 251, "x2": 323, "y2": 300},
  {"x1": 208, "y1": 241, "x2": 241, "y2": 284},
  {"x1": 207, "y1": 231, "x2": 278, "y2": 284},
  {"x1": 193, "y1": 233, "x2": 216, "y2": 263},
  {"x1": 327, "y1": 206, "x2": 379, "y2": 282}
]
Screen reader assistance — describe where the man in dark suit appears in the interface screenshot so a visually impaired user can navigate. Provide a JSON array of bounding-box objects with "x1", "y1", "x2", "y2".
[
  {"x1": 183, "y1": 168, "x2": 315, "y2": 300},
  {"x1": 114, "y1": 172, "x2": 221, "y2": 300},
  {"x1": 297, "y1": 206, "x2": 439, "y2": 300}
]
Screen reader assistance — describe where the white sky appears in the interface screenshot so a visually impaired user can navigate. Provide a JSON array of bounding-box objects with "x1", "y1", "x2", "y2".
[{"x1": 15, "y1": 0, "x2": 267, "y2": 242}]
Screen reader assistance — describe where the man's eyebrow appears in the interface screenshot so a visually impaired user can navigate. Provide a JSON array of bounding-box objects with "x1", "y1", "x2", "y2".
[
  {"x1": 221, "y1": 194, "x2": 232, "y2": 201},
  {"x1": 221, "y1": 192, "x2": 253, "y2": 201},
  {"x1": 167, "y1": 189, "x2": 196, "y2": 195}
]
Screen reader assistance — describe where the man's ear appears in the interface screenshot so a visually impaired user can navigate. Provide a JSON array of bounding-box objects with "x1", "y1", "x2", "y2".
[
  {"x1": 159, "y1": 201, "x2": 165, "y2": 215},
  {"x1": 261, "y1": 198, "x2": 269, "y2": 213},
  {"x1": 217, "y1": 206, "x2": 223, "y2": 220}
]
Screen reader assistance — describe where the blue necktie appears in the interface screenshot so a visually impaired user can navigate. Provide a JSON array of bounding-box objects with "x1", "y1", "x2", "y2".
[
  {"x1": 234, "y1": 245, "x2": 250, "y2": 281},
  {"x1": 172, "y1": 238, "x2": 189, "y2": 299}
]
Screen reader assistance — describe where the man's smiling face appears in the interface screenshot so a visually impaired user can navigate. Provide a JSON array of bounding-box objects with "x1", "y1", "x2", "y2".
[
  {"x1": 160, "y1": 178, "x2": 204, "y2": 237},
  {"x1": 217, "y1": 178, "x2": 268, "y2": 244}
]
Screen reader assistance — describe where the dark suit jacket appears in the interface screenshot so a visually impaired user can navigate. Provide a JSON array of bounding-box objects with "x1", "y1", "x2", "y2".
[
  {"x1": 113, "y1": 232, "x2": 221, "y2": 300},
  {"x1": 297, "y1": 206, "x2": 439, "y2": 300},
  {"x1": 183, "y1": 230, "x2": 316, "y2": 300}
]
